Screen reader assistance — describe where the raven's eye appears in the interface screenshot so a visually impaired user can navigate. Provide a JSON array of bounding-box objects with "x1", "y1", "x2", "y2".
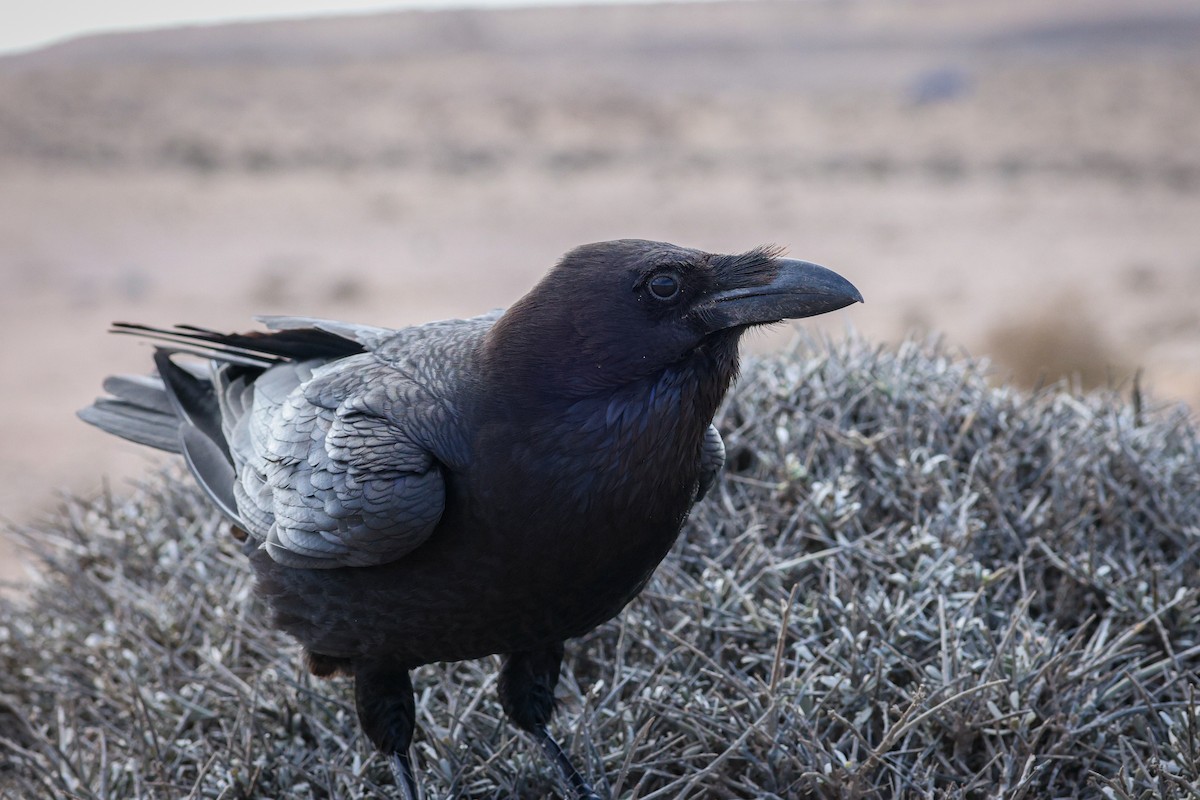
[{"x1": 648, "y1": 273, "x2": 680, "y2": 300}]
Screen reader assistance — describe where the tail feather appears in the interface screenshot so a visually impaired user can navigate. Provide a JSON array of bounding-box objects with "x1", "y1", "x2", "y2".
[
  {"x1": 77, "y1": 398, "x2": 181, "y2": 453},
  {"x1": 101, "y1": 374, "x2": 175, "y2": 417},
  {"x1": 112, "y1": 321, "x2": 365, "y2": 362}
]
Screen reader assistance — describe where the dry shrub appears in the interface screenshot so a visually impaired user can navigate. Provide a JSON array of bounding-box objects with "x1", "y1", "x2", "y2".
[{"x1": 2, "y1": 336, "x2": 1198, "y2": 799}]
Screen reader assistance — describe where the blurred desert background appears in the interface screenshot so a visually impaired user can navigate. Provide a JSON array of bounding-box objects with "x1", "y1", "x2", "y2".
[{"x1": 2, "y1": 0, "x2": 1199, "y2": 582}]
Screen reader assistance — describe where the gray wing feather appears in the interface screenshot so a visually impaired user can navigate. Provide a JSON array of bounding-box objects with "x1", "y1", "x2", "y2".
[
  {"x1": 180, "y1": 425, "x2": 240, "y2": 520},
  {"x1": 256, "y1": 315, "x2": 393, "y2": 350},
  {"x1": 228, "y1": 349, "x2": 453, "y2": 569},
  {"x1": 696, "y1": 424, "x2": 726, "y2": 502}
]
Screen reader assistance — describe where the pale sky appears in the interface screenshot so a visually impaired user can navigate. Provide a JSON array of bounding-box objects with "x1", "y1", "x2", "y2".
[{"x1": 2, "y1": 0, "x2": 695, "y2": 55}]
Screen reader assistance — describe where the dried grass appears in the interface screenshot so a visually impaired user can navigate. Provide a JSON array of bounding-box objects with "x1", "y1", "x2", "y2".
[{"x1": 3, "y1": 336, "x2": 1198, "y2": 799}]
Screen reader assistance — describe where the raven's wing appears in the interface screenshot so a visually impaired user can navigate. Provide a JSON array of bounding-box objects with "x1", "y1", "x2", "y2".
[
  {"x1": 82, "y1": 315, "x2": 492, "y2": 570},
  {"x1": 695, "y1": 423, "x2": 725, "y2": 502},
  {"x1": 227, "y1": 354, "x2": 443, "y2": 568},
  {"x1": 226, "y1": 316, "x2": 490, "y2": 569}
]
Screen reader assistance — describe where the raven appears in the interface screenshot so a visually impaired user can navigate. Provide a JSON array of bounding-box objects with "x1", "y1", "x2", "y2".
[{"x1": 79, "y1": 239, "x2": 861, "y2": 798}]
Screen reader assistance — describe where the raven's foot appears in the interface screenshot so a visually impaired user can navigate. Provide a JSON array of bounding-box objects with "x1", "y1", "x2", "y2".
[
  {"x1": 355, "y1": 661, "x2": 419, "y2": 798},
  {"x1": 535, "y1": 724, "x2": 606, "y2": 800},
  {"x1": 499, "y1": 647, "x2": 605, "y2": 799},
  {"x1": 389, "y1": 752, "x2": 419, "y2": 800}
]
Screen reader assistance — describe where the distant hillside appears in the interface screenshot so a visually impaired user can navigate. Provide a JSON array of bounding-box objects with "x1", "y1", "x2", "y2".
[
  {"x1": 1, "y1": 0, "x2": 1198, "y2": 179},
  {"x1": 4, "y1": 0, "x2": 1199, "y2": 74}
]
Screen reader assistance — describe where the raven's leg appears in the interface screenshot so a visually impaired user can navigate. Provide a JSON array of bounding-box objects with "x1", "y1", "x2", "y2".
[
  {"x1": 355, "y1": 660, "x2": 420, "y2": 800},
  {"x1": 499, "y1": 644, "x2": 604, "y2": 800}
]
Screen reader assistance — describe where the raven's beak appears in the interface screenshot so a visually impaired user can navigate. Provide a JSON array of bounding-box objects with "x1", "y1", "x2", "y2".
[{"x1": 701, "y1": 258, "x2": 863, "y2": 331}]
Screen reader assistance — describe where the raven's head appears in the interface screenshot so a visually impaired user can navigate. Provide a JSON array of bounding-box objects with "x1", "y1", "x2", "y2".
[{"x1": 487, "y1": 239, "x2": 862, "y2": 400}]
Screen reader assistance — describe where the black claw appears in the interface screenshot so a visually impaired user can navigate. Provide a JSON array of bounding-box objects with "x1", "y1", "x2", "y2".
[
  {"x1": 390, "y1": 752, "x2": 419, "y2": 800},
  {"x1": 499, "y1": 648, "x2": 606, "y2": 798},
  {"x1": 534, "y1": 725, "x2": 606, "y2": 800}
]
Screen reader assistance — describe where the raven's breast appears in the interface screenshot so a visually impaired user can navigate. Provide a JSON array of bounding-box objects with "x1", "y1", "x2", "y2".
[{"x1": 254, "y1": 358, "x2": 728, "y2": 667}]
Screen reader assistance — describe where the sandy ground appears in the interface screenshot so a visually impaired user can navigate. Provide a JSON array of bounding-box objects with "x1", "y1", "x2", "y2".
[{"x1": 2, "y1": 0, "x2": 1199, "y2": 582}]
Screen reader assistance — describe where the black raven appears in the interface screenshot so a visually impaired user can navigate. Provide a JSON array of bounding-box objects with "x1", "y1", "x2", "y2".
[{"x1": 79, "y1": 239, "x2": 861, "y2": 798}]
